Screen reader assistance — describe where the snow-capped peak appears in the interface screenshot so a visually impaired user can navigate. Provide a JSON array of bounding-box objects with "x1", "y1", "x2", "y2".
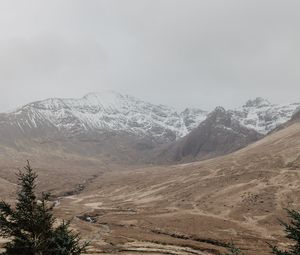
[
  {"x1": 4, "y1": 92, "x2": 300, "y2": 142},
  {"x1": 243, "y1": 97, "x2": 271, "y2": 108},
  {"x1": 10, "y1": 91, "x2": 200, "y2": 142},
  {"x1": 232, "y1": 98, "x2": 300, "y2": 134},
  {"x1": 82, "y1": 90, "x2": 126, "y2": 107}
]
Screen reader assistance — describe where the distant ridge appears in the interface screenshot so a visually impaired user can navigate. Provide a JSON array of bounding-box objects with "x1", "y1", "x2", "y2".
[{"x1": 0, "y1": 92, "x2": 298, "y2": 164}]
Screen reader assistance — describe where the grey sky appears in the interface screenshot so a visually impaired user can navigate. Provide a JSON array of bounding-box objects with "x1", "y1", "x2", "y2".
[{"x1": 0, "y1": 0, "x2": 299, "y2": 112}]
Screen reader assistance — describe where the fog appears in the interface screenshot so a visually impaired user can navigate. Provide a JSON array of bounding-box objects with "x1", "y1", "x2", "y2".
[{"x1": 0, "y1": 0, "x2": 299, "y2": 111}]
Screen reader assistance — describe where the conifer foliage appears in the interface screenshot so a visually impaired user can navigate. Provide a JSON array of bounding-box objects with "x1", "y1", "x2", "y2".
[
  {"x1": 0, "y1": 161, "x2": 88, "y2": 255},
  {"x1": 271, "y1": 209, "x2": 300, "y2": 255}
]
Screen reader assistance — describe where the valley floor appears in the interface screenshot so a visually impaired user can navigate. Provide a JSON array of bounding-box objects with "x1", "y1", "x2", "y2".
[{"x1": 2, "y1": 123, "x2": 300, "y2": 254}]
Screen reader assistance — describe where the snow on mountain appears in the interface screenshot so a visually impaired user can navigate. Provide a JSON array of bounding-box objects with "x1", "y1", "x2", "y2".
[
  {"x1": 231, "y1": 97, "x2": 300, "y2": 134},
  {"x1": 4, "y1": 93, "x2": 300, "y2": 144},
  {"x1": 180, "y1": 108, "x2": 208, "y2": 132},
  {"x1": 157, "y1": 106, "x2": 263, "y2": 162},
  {"x1": 9, "y1": 91, "x2": 192, "y2": 142}
]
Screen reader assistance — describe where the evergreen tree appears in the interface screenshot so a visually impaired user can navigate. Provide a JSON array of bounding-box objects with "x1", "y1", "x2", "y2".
[
  {"x1": 271, "y1": 209, "x2": 300, "y2": 255},
  {"x1": 0, "y1": 161, "x2": 88, "y2": 255}
]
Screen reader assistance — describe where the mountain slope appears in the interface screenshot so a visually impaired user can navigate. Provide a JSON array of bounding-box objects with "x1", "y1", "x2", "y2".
[
  {"x1": 6, "y1": 91, "x2": 192, "y2": 142},
  {"x1": 155, "y1": 98, "x2": 300, "y2": 163},
  {"x1": 0, "y1": 91, "x2": 206, "y2": 164},
  {"x1": 180, "y1": 108, "x2": 208, "y2": 132},
  {"x1": 156, "y1": 107, "x2": 262, "y2": 162}
]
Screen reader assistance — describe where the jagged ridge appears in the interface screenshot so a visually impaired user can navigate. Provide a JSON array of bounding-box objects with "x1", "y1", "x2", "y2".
[
  {"x1": 231, "y1": 97, "x2": 300, "y2": 134},
  {"x1": 2, "y1": 93, "x2": 300, "y2": 144},
  {"x1": 8, "y1": 91, "x2": 208, "y2": 143}
]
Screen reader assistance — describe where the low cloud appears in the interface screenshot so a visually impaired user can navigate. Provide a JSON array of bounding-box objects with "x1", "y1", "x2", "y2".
[{"x1": 0, "y1": 0, "x2": 299, "y2": 111}]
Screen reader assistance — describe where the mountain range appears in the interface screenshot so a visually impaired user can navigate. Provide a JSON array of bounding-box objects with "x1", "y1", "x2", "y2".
[{"x1": 0, "y1": 91, "x2": 299, "y2": 164}]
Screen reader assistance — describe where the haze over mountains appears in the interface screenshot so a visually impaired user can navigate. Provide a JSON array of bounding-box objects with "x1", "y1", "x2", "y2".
[{"x1": 0, "y1": 91, "x2": 299, "y2": 164}]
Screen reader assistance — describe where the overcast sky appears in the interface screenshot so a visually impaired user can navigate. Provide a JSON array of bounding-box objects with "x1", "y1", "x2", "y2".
[{"x1": 0, "y1": 0, "x2": 299, "y2": 111}]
